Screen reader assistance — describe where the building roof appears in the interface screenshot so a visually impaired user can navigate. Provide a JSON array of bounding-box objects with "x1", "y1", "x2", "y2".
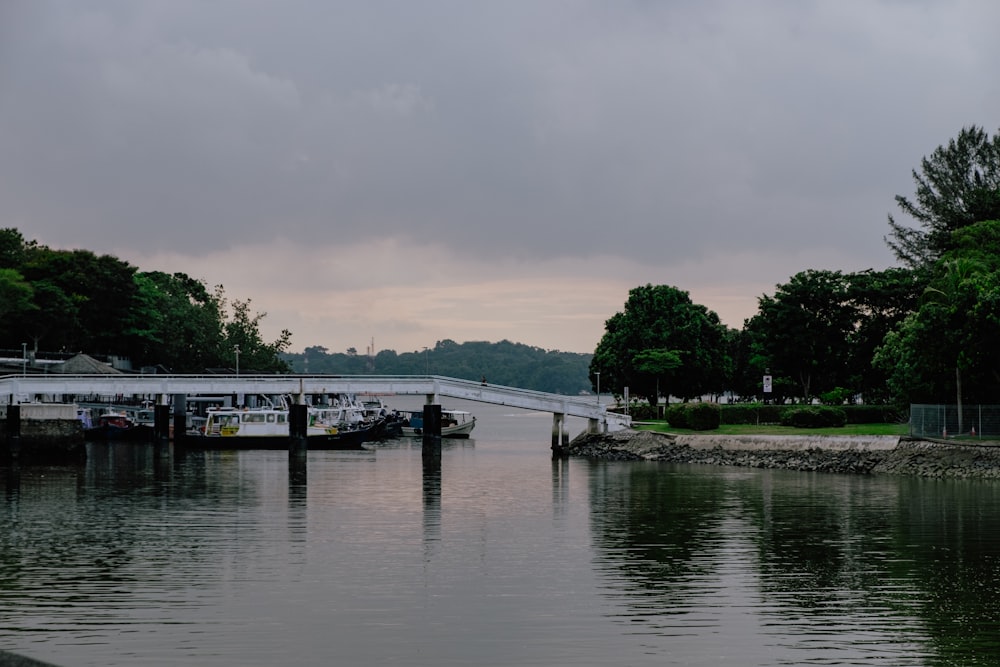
[{"x1": 53, "y1": 353, "x2": 124, "y2": 375}]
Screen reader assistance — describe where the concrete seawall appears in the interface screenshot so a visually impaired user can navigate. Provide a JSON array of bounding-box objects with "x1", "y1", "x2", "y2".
[
  {"x1": 563, "y1": 430, "x2": 1000, "y2": 479},
  {"x1": 0, "y1": 420, "x2": 85, "y2": 465}
]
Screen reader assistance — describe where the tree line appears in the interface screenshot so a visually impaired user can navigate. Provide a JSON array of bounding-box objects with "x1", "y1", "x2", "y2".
[
  {"x1": 282, "y1": 340, "x2": 593, "y2": 395},
  {"x1": 0, "y1": 230, "x2": 594, "y2": 392},
  {"x1": 0, "y1": 229, "x2": 291, "y2": 373},
  {"x1": 590, "y1": 125, "x2": 1000, "y2": 408}
]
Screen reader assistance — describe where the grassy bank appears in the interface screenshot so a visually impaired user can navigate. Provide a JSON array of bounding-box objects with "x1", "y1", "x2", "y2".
[{"x1": 635, "y1": 422, "x2": 910, "y2": 437}]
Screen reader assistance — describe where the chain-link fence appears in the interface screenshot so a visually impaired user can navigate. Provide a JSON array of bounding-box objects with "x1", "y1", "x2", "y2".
[{"x1": 909, "y1": 404, "x2": 1000, "y2": 439}]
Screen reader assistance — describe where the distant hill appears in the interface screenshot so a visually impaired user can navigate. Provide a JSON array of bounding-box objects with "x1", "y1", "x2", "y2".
[{"x1": 281, "y1": 339, "x2": 593, "y2": 395}]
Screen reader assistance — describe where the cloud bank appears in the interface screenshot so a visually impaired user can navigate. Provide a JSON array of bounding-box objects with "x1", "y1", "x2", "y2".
[{"x1": 1, "y1": 1, "x2": 997, "y2": 352}]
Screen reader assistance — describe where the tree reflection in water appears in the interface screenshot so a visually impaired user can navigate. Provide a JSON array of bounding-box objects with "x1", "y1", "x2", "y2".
[{"x1": 586, "y1": 461, "x2": 1000, "y2": 664}]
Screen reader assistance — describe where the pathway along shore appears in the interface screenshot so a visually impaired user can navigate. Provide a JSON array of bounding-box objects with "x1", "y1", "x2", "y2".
[{"x1": 560, "y1": 429, "x2": 1000, "y2": 479}]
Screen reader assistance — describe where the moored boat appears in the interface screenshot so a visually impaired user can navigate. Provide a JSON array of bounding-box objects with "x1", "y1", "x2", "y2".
[
  {"x1": 359, "y1": 396, "x2": 404, "y2": 439},
  {"x1": 84, "y1": 411, "x2": 153, "y2": 441},
  {"x1": 187, "y1": 405, "x2": 377, "y2": 450},
  {"x1": 398, "y1": 409, "x2": 476, "y2": 438}
]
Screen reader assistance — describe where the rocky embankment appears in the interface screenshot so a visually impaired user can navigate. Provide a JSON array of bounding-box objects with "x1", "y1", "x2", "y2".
[{"x1": 561, "y1": 429, "x2": 1000, "y2": 479}]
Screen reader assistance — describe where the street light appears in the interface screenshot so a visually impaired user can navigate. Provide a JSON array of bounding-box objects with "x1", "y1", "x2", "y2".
[
  {"x1": 234, "y1": 344, "x2": 240, "y2": 377},
  {"x1": 21, "y1": 342, "x2": 26, "y2": 377},
  {"x1": 423, "y1": 346, "x2": 429, "y2": 375},
  {"x1": 595, "y1": 372, "x2": 600, "y2": 406}
]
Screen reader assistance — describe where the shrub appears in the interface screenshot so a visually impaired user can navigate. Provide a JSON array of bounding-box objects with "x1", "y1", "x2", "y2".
[
  {"x1": 780, "y1": 406, "x2": 847, "y2": 428},
  {"x1": 719, "y1": 404, "x2": 785, "y2": 425},
  {"x1": 628, "y1": 403, "x2": 658, "y2": 420},
  {"x1": 666, "y1": 403, "x2": 690, "y2": 429},
  {"x1": 842, "y1": 405, "x2": 908, "y2": 424},
  {"x1": 666, "y1": 402, "x2": 720, "y2": 431},
  {"x1": 687, "y1": 402, "x2": 721, "y2": 430},
  {"x1": 819, "y1": 387, "x2": 852, "y2": 405}
]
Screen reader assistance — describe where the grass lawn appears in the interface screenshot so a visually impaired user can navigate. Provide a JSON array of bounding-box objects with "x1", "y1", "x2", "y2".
[{"x1": 635, "y1": 422, "x2": 910, "y2": 437}]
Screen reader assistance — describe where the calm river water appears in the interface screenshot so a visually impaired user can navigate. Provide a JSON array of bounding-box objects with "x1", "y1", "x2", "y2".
[{"x1": 4, "y1": 398, "x2": 1000, "y2": 666}]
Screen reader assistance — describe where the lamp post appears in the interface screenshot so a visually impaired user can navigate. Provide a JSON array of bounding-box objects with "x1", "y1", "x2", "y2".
[
  {"x1": 423, "y1": 346, "x2": 429, "y2": 375},
  {"x1": 234, "y1": 344, "x2": 240, "y2": 377},
  {"x1": 21, "y1": 342, "x2": 26, "y2": 377},
  {"x1": 595, "y1": 372, "x2": 600, "y2": 406}
]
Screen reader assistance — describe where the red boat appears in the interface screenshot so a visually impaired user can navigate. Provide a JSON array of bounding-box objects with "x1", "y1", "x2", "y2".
[{"x1": 84, "y1": 411, "x2": 152, "y2": 441}]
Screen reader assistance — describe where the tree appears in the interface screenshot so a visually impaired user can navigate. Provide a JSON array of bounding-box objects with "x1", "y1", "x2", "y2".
[
  {"x1": 0, "y1": 228, "x2": 35, "y2": 269},
  {"x1": 13, "y1": 246, "x2": 137, "y2": 354},
  {"x1": 874, "y1": 252, "x2": 1000, "y2": 407},
  {"x1": 843, "y1": 268, "x2": 922, "y2": 403},
  {"x1": 749, "y1": 270, "x2": 857, "y2": 402},
  {"x1": 123, "y1": 271, "x2": 226, "y2": 371},
  {"x1": 886, "y1": 125, "x2": 1000, "y2": 270},
  {"x1": 923, "y1": 258, "x2": 985, "y2": 431},
  {"x1": 590, "y1": 284, "x2": 729, "y2": 402},
  {"x1": 0, "y1": 268, "x2": 35, "y2": 336},
  {"x1": 219, "y1": 289, "x2": 292, "y2": 373}
]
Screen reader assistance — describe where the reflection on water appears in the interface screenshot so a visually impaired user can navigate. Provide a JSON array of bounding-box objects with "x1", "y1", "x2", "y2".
[
  {"x1": 587, "y1": 462, "x2": 1000, "y2": 665},
  {"x1": 3, "y1": 411, "x2": 1000, "y2": 666}
]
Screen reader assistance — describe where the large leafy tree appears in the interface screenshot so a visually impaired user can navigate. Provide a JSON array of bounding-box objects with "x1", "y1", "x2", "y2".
[
  {"x1": 219, "y1": 289, "x2": 292, "y2": 373},
  {"x1": 590, "y1": 284, "x2": 729, "y2": 402},
  {"x1": 123, "y1": 271, "x2": 226, "y2": 371},
  {"x1": 749, "y1": 270, "x2": 857, "y2": 401},
  {"x1": 13, "y1": 246, "x2": 137, "y2": 354},
  {"x1": 874, "y1": 255, "x2": 1000, "y2": 407},
  {"x1": 843, "y1": 268, "x2": 922, "y2": 403},
  {"x1": 886, "y1": 125, "x2": 1000, "y2": 270},
  {"x1": 0, "y1": 268, "x2": 35, "y2": 332},
  {"x1": 0, "y1": 229, "x2": 293, "y2": 373},
  {"x1": 748, "y1": 269, "x2": 920, "y2": 404},
  {"x1": 0, "y1": 228, "x2": 35, "y2": 269}
]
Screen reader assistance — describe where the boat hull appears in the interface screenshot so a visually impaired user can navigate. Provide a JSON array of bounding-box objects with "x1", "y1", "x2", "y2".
[
  {"x1": 84, "y1": 424, "x2": 154, "y2": 442},
  {"x1": 183, "y1": 423, "x2": 376, "y2": 450},
  {"x1": 399, "y1": 419, "x2": 476, "y2": 439}
]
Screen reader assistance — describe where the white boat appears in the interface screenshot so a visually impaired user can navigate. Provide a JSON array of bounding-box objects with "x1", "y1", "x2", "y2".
[
  {"x1": 190, "y1": 404, "x2": 374, "y2": 449},
  {"x1": 399, "y1": 408, "x2": 476, "y2": 438}
]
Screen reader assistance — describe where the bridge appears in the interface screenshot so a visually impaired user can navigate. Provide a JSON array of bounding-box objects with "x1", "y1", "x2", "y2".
[{"x1": 0, "y1": 374, "x2": 631, "y2": 444}]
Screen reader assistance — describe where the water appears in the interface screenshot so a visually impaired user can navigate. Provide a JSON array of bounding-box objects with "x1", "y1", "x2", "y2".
[{"x1": 4, "y1": 399, "x2": 1000, "y2": 666}]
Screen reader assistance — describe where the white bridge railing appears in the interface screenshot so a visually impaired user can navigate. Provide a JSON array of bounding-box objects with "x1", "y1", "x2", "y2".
[{"x1": 0, "y1": 374, "x2": 631, "y2": 431}]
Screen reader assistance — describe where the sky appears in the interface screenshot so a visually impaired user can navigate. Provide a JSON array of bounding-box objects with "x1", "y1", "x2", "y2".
[{"x1": 1, "y1": 1, "x2": 998, "y2": 356}]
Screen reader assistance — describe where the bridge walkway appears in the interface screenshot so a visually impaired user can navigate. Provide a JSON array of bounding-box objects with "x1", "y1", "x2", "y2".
[{"x1": 0, "y1": 374, "x2": 631, "y2": 443}]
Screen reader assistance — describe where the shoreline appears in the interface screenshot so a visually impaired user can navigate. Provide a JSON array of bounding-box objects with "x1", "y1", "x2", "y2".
[{"x1": 561, "y1": 429, "x2": 1000, "y2": 479}]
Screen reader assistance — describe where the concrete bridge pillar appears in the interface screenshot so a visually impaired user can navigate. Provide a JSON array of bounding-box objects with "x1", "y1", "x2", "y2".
[
  {"x1": 153, "y1": 399, "x2": 170, "y2": 456},
  {"x1": 5, "y1": 404, "x2": 20, "y2": 463},
  {"x1": 551, "y1": 413, "x2": 567, "y2": 450},
  {"x1": 587, "y1": 417, "x2": 605, "y2": 434},
  {"x1": 422, "y1": 404, "x2": 442, "y2": 466},
  {"x1": 172, "y1": 394, "x2": 187, "y2": 445},
  {"x1": 288, "y1": 402, "x2": 308, "y2": 456}
]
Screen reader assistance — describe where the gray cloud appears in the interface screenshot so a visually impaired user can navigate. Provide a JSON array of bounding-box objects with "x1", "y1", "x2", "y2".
[{"x1": 1, "y1": 0, "x2": 998, "y2": 350}]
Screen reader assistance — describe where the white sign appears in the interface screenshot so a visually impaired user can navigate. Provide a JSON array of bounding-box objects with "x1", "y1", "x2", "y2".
[{"x1": 762, "y1": 375, "x2": 773, "y2": 393}]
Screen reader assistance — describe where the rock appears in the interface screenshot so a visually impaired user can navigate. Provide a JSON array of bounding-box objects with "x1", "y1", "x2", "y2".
[{"x1": 562, "y1": 429, "x2": 1000, "y2": 479}]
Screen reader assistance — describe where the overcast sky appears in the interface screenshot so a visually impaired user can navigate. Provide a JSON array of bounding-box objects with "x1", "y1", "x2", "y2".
[{"x1": 1, "y1": 1, "x2": 997, "y2": 355}]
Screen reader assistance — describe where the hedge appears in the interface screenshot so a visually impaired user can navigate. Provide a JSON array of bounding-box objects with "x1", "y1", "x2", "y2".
[
  {"x1": 618, "y1": 402, "x2": 907, "y2": 427},
  {"x1": 780, "y1": 406, "x2": 847, "y2": 428},
  {"x1": 666, "y1": 402, "x2": 721, "y2": 431}
]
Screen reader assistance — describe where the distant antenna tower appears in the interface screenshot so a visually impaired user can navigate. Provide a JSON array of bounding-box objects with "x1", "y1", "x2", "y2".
[{"x1": 367, "y1": 337, "x2": 375, "y2": 373}]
